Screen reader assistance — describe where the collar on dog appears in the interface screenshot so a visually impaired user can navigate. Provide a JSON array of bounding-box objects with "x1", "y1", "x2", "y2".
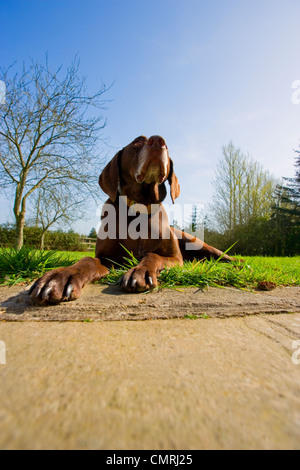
[{"x1": 118, "y1": 183, "x2": 152, "y2": 215}]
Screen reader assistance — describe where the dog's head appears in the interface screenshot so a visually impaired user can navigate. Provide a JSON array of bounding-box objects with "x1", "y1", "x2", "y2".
[{"x1": 99, "y1": 135, "x2": 180, "y2": 205}]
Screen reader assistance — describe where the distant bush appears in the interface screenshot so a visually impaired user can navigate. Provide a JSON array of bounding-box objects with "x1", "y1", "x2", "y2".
[
  {"x1": 204, "y1": 215, "x2": 300, "y2": 256},
  {"x1": 0, "y1": 224, "x2": 86, "y2": 251},
  {"x1": 44, "y1": 229, "x2": 86, "y2": 251}
]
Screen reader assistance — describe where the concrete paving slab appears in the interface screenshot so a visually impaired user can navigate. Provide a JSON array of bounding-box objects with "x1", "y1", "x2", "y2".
[{"x1": 0, "y1": 315, "x2": 300, "y2": 450}]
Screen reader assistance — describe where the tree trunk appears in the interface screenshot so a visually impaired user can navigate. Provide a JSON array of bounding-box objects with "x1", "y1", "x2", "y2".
[
  {"x1": 15, "y1": 213, "x2": 25, "y2": 250},
  {"x1": 13, "y1": 173, "x2": 27, "y2": 250},
  {"x1": 40, "y1": 231, "x2": 46, "y2": 250}
]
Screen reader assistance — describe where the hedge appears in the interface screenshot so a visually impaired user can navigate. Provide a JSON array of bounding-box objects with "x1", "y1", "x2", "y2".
[{"x1": 0, "y1": 225, "x2": 87, "y2": 251}]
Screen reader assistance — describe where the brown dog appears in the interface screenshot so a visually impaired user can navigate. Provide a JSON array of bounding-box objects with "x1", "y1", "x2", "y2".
[{"x1": 30, "y1": 135, "x2": 233, "y2": 303}]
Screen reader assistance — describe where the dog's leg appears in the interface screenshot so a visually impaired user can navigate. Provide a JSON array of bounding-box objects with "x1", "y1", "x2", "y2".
[
  {"x1": 172, "y1": 228, "x2": 236, "y2": 262},
  {"x1": 29, "y1": 257, "x2": 109, "y2": 304}
]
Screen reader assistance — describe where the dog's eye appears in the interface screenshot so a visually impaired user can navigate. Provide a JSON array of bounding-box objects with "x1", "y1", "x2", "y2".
[{"x1": 132, "y1": 136, "x2": 146, "y2": 147}]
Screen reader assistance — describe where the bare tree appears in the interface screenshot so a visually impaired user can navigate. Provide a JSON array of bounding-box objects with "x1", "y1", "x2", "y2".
[
  {"x1": 210, "y1": 141, "x2": 276, "y2": 232},
  {"x1": 30, "y1": 184, "x2": 85, "y2": 249},
  {"x1": 0, "y1": 56, "x2": 109, "y2": 249}
]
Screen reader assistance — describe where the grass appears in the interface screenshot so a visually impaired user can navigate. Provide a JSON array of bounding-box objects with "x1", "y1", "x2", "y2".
[
  {"x1": 103, "y1": 250, "x2": 300, "y2": 290},
  {"x1": 0, "y1": 246, "x2": 75, "y2": 285},
  {"x1": 158, "y1": 256, "x2": 300, "y2": 290},
  {"x1": 0, "y1": 245, "x2": 299, "y2": 289}
]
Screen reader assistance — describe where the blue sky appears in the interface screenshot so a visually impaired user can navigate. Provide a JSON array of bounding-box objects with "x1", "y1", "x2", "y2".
[{"x1": 1, "y1": 0, "x2": 300, "y2": 233}]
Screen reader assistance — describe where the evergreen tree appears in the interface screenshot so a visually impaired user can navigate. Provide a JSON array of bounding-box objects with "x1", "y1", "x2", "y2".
[{"x1": 271, "y1": 148, "x2": 300, "y2": 255}]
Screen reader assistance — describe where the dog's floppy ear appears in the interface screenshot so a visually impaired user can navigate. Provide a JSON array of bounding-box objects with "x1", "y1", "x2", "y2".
[
  {"x1": 99, "y1": 150, "x2": 122, "y2": 202},
  {"x1": 168, "y1": 158, "x2": 180, "y2": 204}
]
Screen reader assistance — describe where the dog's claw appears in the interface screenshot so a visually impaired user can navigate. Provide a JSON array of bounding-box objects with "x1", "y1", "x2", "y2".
[
  {"x1": 65, "y1": 284, "x2": 73, "y2": 299},
  {"x1": 42, "y1": 286, "x2": 52, "y2": 300},
  {"x1": 28, "y1": 280, "x2": 38, "y2": 295}
]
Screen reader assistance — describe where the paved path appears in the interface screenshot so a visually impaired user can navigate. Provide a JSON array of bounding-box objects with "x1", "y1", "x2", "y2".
[{"x1": 1, "y1": 314, "x2": 300, "y2": 449}]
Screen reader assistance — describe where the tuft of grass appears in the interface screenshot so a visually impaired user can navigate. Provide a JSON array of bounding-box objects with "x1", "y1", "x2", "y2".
[
  {"x1": 103, "y1": 244, "x2": 140, "y2": 285},
  {"x1": 0, "y1": 246, "x2": 74, "y2": 285}
]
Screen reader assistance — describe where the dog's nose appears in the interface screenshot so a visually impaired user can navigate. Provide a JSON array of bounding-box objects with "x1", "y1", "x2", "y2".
[{"x1": 147, "y1": 135, "x2": 166, "y2": 148}]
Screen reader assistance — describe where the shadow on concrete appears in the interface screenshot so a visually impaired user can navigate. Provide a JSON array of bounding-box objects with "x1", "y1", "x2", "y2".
[{"x1": 0, "y1": 288, "x2": 39, "y2": 315}]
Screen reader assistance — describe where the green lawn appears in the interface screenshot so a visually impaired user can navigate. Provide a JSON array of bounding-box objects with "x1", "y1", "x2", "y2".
[
  {"x1": 0, "y1": 246, "x2": 299, "y2": 290},
  {"x1": 60, "y1": 251, "x2": 95, "y2": 260},
  {"x1": 159, "y1": 256, "x2": 300, "y2": 290}
]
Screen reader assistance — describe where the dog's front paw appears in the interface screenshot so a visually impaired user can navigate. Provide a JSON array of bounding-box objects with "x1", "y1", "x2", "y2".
[
  {"x1": 120, "y1": 267, "x2": 158, "y2": 293},
  {"x1": 29, "y1": 267, "x2": 82, "y2": 304}
]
